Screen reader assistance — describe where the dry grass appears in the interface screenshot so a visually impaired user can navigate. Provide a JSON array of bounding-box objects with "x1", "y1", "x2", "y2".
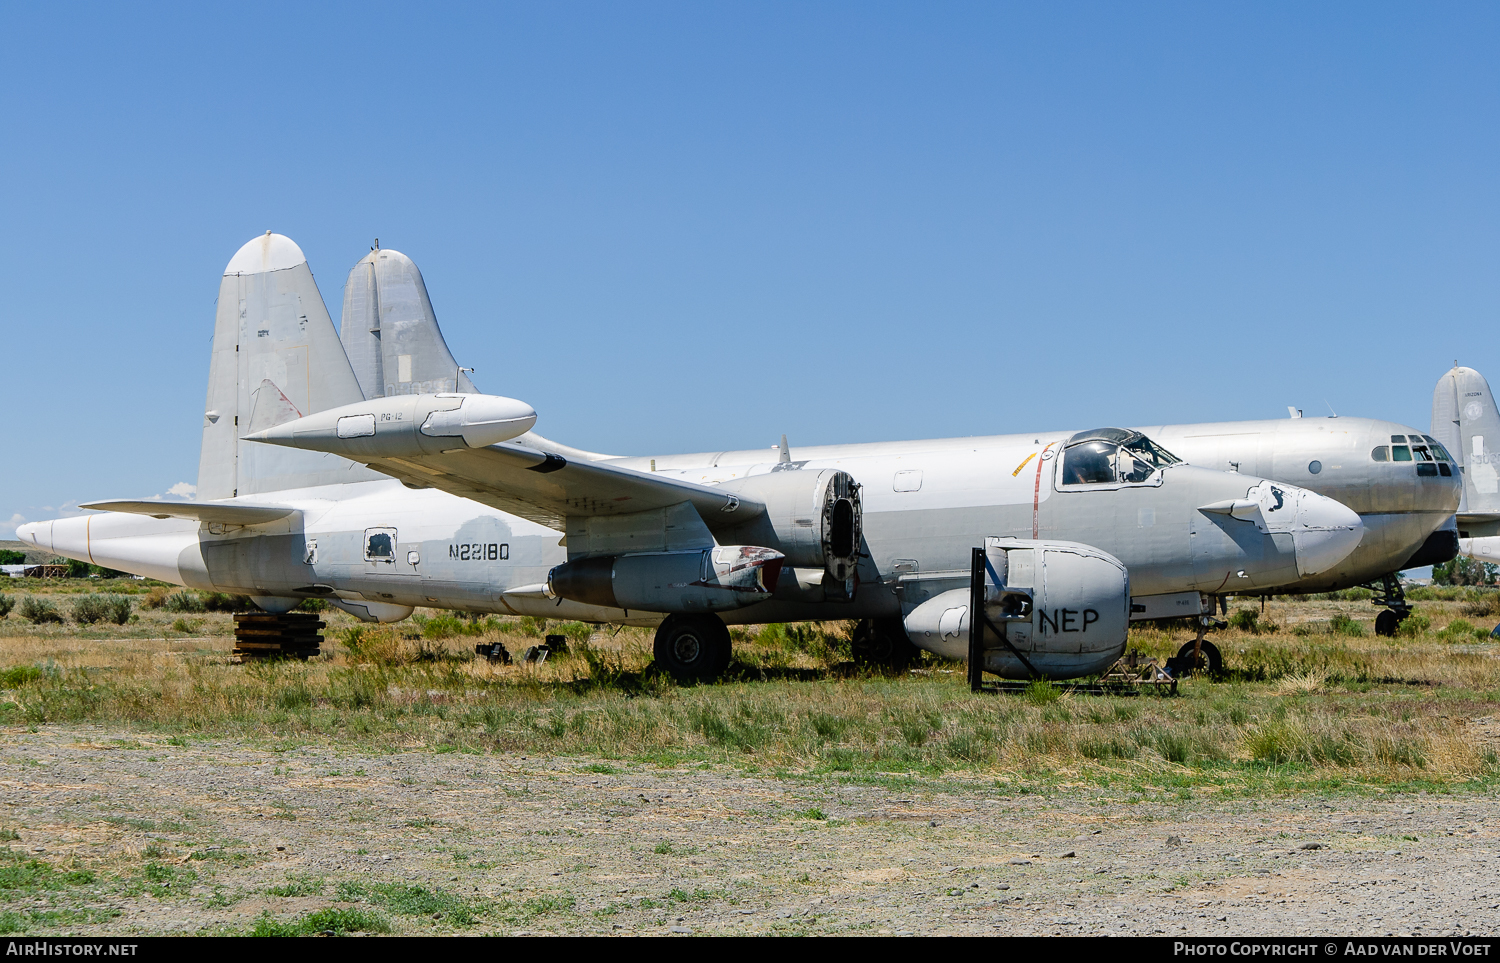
[{"x1": 1, "y1": 584, "x2": 1498, "y2": 793}]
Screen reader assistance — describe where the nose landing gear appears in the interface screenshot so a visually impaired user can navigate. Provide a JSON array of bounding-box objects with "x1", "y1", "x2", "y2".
[
  {"x1": 1368, "y1": 574, "x2": 1412, "y2": 638},
  {"x1": 1167, "y1": 612, "x2": 1225, "y2": 678}
]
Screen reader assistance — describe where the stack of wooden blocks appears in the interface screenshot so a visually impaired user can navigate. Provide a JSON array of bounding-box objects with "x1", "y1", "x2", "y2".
[{"x1": 232, "y1": 612, "x2": 324, "y2": 661}]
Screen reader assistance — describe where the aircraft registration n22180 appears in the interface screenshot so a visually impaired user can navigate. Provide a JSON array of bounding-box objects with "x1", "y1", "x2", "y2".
[{"x1": 19, "y1": 233, "x2": 1365, "y2": 683}]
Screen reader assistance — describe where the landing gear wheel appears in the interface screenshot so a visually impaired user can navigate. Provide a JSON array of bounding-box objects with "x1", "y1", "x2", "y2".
[
  {"x1": 653, "y1": 614, "x2": 731, "y2": 683},
  {"x1": 1375, "y1": 609, "x2": 1401, "y2": 638},
  {"x1": 1175, "y1": 639, "x2": 1223, "y2": 677},
  {"x1": 851, "y1": 618, "x2": 921, "y2": 672}
]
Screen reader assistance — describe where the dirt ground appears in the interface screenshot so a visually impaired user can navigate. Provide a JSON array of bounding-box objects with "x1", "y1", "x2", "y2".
[
  {"x1": 2, "y1": 584, "x2": 1499, "y2": 936},
  {"x1": 2, "y1": 724, "x2": 1497, "y2": 937}
]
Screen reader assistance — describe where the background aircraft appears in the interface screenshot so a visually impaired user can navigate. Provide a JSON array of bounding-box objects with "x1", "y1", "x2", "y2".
[{"x1": 1432, "y1": 365, "x2": 1500, "y2": 567}]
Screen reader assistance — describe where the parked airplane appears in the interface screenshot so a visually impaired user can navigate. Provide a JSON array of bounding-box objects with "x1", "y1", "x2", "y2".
[
  {"x1": 329, "y1": 243, "x2": 1462, "y2": 640},
  {"x1": 15, "y1": 232, "x2": 1368, "y2": 682},
  {"x1": 1145, "y1": 417, "x2": 1460, "y2": 636},
  {"x1": 1432, "y1": 365, "x2": 1500, "y2": 567}
]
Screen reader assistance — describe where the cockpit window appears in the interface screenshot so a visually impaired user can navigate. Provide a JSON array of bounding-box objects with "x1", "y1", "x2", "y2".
[
  {"x1": 1121, "y1": 434, "x2": 1180, "y2": 470},
  {"x1": 1371, "y1": 446, "x2": 1389, "y2": 462},
  {"x1": 1392, "y1": 445, "x2": 1412, "y2": 462},
  {"x1": 1063, "y1": 442, "x2": 1117, "y2": 484},
  {"x1": 1060, "y1": 428, "x2": 1180, "y2": 486},
  {"x1": 1422, "y1": 436, "x2": 1452, "y2": 461}
]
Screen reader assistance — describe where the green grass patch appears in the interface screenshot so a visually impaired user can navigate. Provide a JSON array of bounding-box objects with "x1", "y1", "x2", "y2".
[
  {"x1": 249, "y1": 907, "x2": 391, "y2": 936},
  {"x1": 0, "y1": 849, "x2": 96, "y2": 893},
  {"x1": 266, "y1": 874, "x2": 325, "y2": 898},
  {"x1": 335, "y1": 880, "x2": 481, "y2": 926}
]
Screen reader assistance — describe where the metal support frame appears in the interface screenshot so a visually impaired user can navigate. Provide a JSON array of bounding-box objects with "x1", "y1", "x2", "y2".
[
  {"x1": 968, "y1": 546, "x2": 1041, "y2": 692},
  {"x1": 968, "y1": 548, "x2": 984, "y2": 692}
]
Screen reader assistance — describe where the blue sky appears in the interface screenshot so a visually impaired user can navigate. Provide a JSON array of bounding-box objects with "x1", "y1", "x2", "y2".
[{"x1": 2, "y1": 2, "x2": 1498, "y2": 535}]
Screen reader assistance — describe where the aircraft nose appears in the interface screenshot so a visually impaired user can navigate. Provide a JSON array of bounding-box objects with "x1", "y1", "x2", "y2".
[
  {"x1": 1292, "y1": 491, "x2": 1363, "y2": 578},
  {"x1": 14, "y1": 521, "x2": 40, "y2": 549}
]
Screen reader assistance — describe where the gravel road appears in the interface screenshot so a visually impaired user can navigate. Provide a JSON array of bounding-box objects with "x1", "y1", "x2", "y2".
[{"x1": 2, "y1": 725, "x2": 1495, "y2": 936}]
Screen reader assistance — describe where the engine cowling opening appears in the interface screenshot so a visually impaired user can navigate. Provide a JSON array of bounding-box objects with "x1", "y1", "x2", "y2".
[{"x1": 719, "y1": 469, "x2": 863, "y2": 586}]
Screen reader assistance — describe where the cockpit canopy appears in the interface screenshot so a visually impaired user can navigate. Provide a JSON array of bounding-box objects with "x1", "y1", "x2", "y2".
[{"x1": 1061, "y1": 428, "x2": 1182, "y2": 486}]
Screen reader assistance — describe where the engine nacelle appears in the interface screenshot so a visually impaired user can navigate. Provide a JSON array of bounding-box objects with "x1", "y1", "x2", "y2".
[
  {"x1": 903, "y1": 539, "x2": 1130, "y2": 680},
  {"x1": 546, "y1": 545, "x2": 785, "y2": 613},
  {"x1": 717, "y1": 470, "x2": 862, "y2": 583}
]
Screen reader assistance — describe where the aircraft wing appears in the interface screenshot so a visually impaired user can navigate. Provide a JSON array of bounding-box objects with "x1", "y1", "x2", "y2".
[{"x1": 353, "y1": 443, "x2": 763, "y2": 531}]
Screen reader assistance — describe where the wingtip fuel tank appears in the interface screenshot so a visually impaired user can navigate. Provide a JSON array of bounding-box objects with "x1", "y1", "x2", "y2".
[{"x1": 244, "y1": 392, "x2": 538, "y2": 458}]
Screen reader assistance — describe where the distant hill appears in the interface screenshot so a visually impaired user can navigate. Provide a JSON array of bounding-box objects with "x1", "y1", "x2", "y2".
[{"x1": 0, "y1": 540, "x2": 53, "y2": 565}]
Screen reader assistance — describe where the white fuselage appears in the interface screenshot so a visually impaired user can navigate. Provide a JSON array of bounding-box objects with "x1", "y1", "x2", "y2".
[{"x1": 20, "y1": 425, "x2": 1370, "y2": 627}]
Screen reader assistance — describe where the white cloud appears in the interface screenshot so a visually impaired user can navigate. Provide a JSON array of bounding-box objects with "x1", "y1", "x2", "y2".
[{"x1": 5, "y1": 487, "x2": 191, "y2": 538}]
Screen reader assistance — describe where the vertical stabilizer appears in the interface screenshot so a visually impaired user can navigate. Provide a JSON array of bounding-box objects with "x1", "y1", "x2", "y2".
[
  {"x1": 198, "y1": 233, "x2": 382, "y2": 499},
  {"x1": 1432, "y1": 365, "x2": 1500, "y2": 516},
  {"x1": 340, "y1": 247, "x2": 476, "y2": 399}
]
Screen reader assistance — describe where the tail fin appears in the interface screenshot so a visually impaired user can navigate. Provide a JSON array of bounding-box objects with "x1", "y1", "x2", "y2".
[
  {"x1": 340, "y1": 246, "x2": 477, "y2": 399},
  {"x1": 1432, "y1": 364, "x2": 1500, "y2": 515},
  {"x1": 198, "y1": 233, "x2": 382, "y2": 499}
]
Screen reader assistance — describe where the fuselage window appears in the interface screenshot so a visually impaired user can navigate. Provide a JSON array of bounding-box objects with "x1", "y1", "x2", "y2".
[
  {"x1": 1391, "y1": 445, "x2": 1412, "y2": 462},
  {"x1": 1371, "y1": 446, "x2": 1389, "y2": 462}
]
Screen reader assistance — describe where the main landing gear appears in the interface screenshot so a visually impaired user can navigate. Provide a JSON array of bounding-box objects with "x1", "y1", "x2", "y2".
[
  {"x1": 653, "y1": 614, "x2": 732, "y2": 683},
  {"x1": 851, "y1": 617, "x2": 921, "y2": 672}
]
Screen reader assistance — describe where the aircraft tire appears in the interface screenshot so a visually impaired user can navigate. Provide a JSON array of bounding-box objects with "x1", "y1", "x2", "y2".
[
  {"x1": 1175, "y1": 639, "x2": 1223, "y2": 677},
  {"x1": 653, "y1": 614, "x2": 731, "y2": 683},
  {"x1": 852, "y1": 617, "x2": 921, "y2": 672},
  {"x1": 1375, "y1": 610, "x2": 1400, "y2": 638}
]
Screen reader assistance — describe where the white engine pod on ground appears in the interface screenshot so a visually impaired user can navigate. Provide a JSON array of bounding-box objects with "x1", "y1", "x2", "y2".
[
  {"x1": 902, "y1": 539, "x2": 1130, "y2": 680},
  {"x1": 717, "y1": 469, "x2": 862, "y2": 583},
  {"x1": 546, "y1": 546, "x2": 785, "y2": 613}
]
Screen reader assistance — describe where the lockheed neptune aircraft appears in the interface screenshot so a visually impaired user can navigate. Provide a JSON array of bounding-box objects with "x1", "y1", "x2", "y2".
[{"x1": 17, "y1": 234, "x2": 1453, "y2": 680}]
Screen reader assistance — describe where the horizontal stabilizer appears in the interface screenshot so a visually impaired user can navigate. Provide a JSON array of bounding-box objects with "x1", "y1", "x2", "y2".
[{"x1": 79, "y1": 500, "x2": 296, "y2": 525}]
